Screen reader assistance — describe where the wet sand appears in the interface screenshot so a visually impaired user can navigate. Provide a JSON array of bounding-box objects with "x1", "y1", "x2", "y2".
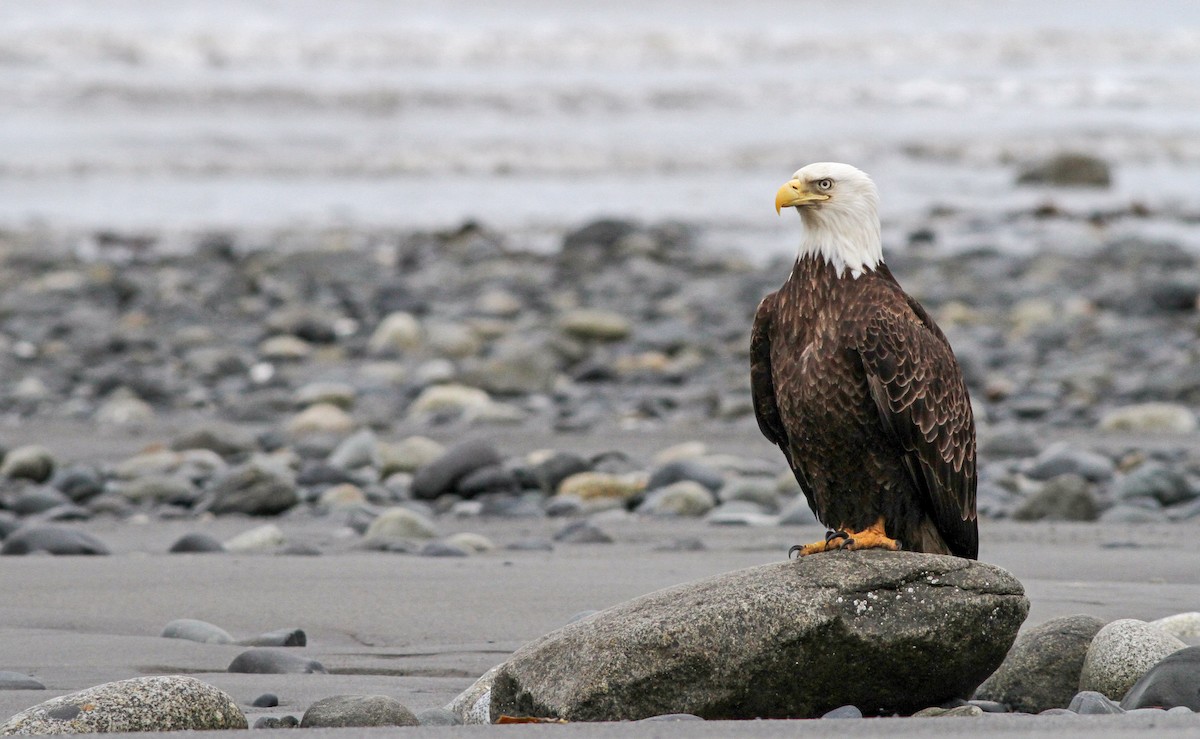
[{"x1": 3, "y1": 502, "x2": 1200, "y2": 736}]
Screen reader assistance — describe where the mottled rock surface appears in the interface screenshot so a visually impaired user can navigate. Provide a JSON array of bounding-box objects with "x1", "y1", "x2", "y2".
[
  {"x1": 491, "y1": 551, "x2": 1028, "y2": 721},
  {"x1": 1079, "y1": 619, "x2": 1186, "y2": 700},
  {"x1": 974, "y1": 614, "x2": 1105, "y2": 712},
  {"x1": 0, "y1": 675, "x2": 245, "y2": 734}
]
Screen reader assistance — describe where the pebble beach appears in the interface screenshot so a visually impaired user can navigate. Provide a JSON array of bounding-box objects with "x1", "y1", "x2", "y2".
[{"x1": 4, "y1": 0, "x2": 1200, "y2": 735}]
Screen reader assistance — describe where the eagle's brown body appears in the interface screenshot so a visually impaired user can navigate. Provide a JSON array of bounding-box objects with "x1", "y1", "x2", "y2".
[{"x1": 751, "y1": 255, "x2": 978, "y2": 558}]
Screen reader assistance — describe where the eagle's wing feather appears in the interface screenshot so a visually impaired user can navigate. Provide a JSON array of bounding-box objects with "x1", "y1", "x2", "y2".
[
  {"x1": 751, "y1": 293, "x2": 817, "y2": 513},
  {"x1": 857, "y1": 291, "x2": 978, "y2": 558}
]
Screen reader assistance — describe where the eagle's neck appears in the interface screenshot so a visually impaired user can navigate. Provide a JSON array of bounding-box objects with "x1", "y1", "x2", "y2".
[{"x1": 799, "y1": 204, "x2": 883, "y2": 279}]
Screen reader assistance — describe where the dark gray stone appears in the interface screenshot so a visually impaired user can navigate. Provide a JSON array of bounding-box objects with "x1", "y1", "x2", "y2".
[
  {"x1": 0, "y1": 526, "x2": 110, "y2": 556},
  {"x1": 647, "y1": 460, "x2": 725, "y2": 493},
  {"x1": 237, "y1": 628, "x2": 306, "y2": 647},
  {"x1": 251, "y1": 693, "x2": 279, "y2": 708},
  {"x1": 0, "y1": 445, "x2": 56, "y2": 483},
  {"x1": 208, "y1": 461, "x2": 298, "y2": 516},
  {"x1": 162, "y1": 618, "x2": 234, "y2": 645},
  {"x1": 506, "y1": 538, "x2": 555, "y2": 552},
  {"x1": 0, "y1": 511, "x2": 21, "y2": 540},
  {"x1": 1068, "y1": 690, "x2": 1124, "y2": 714},
  {"x1": 49, "y1": 465, "x2": 105, "y2": 502},
  {"x1": 532, "y1": 452, "x2": 591, "y2": 493},
  {"x1": 9, "y1": 486, "x2": 71, "y2": 516},
  {"x1": 1121, "y1": 645, "x2": 1200, "y2": 711},
  {"x1": 973, "y1": 614, "x2": 1105, "y2": 713},
  {"x1": 227, "y1": 648, "x2": 327, "y2": 674},
  {"x1": 0, "y1": 675, "x2": 246, "y2": 733},
  {"x1": 1024, "y1": 445, "x2": 1114, "y2": 483},
  {"x1": 253, "y1": 715, "x2": 299, "y2": 729},
  {"x1": 1012, "y1": 475, "x2": 1098, "y2": 522},
  {"x1": 170, "y1": 422, "x2": 258, "y2": 458},
  {"x1": 411, "y1": 440, "x2": 502, "y2": 500},
  {"x1": 457, "y1": 465, "x2": 522, "y2": 497},
  {"x1": 490, "y1": 552, "x2": 1028, "y2": 721},
  {"x1": 0, "y1": 671, "x2": 45, "y2": 690},
  {"x1": 1116, "y1": 463, "x2": 1194, "y2": 506},
  {"x1": 968, "y1": 700, "x2": 1009, "y2": 713},
  {"x1": 553, "y1": 519, "x2": 614, "y2": 544},
  {"x1": 300, "y1": 695, "x2": 419, "y2": 728},
  {"x1": 168, "y1": 532, "x2": 225, "y2": 553}
]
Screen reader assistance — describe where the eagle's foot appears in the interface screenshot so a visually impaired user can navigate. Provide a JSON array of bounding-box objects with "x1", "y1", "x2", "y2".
[
  {"x1": 788, "y1": 529, "x2": 849, "y2": 557},
  {"x1": 789, "y1": 519, "x2": 900, "y2": 557}
]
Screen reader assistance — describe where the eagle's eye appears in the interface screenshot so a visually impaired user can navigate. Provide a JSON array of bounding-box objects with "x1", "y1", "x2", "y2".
[{"x1": 815, "y1": 178, "x2": 834, "y2": 191}]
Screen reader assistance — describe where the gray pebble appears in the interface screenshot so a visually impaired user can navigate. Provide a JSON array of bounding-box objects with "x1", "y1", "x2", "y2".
[
  {"x1": 638, "y1": 713, "x2": 705, "y2": 721},
  {"x1": 300, "y1": 694, "x2": 418, "y2": 728},
  {"x1": 238, "y1": 628, "x2": 306, "y2": 647},
  {"x1": 553, "y1": 519, "x2": 614, "y2": 544},
  {"x1": 9, "y1": 486, "x2": 71, "y2": 516},
  {"x1": 0, "y1": 526, "x2": 110, "y2": 556},
  {"x1": 1024, "y1": 444, "x2": 1114, "y2": 483},
  {"x1": 647, "y1": 460, "x2": 724, "y2": 492},
  {"x1": 0, "y1": 671, "x2": 45, "y2": 690},
  {"x1": 161, "y1": 618, "x2": 234, "y2": 645},
  {"x1": 411, "y1": 439, "x2": 502, "y2": 500},
  {"x1": 0, "y1": 445, "x2": 56, "y2": 483},
  {"x1": 1116, "y1": 463, "x2": 1194, "y2": 506},
  {"x1": 251, "y1": 693, "x2": 279, "y2": 708},
  {"x1": 48, "y1": 465, "x2": 105, "y2": 502},
  {"x1": 821, "y1": 705, "x2": 863, "y2": 719},
  {"x1": 505, "y1": 538, "x2": 554, "y2": 552},
  {"x1": 253, "y1": 715, "x2": 299, "y2": 729},
  {"x1": 168, "y1": 532, "x2": 225, "y2": 553},
  {"x1": 1012, "y1": 475, "x2": 1098, "y2": 522},
  {"x1": 208, "y1": 460, "x2": 298, "y2": 516},
  {"x1": 1068, "y1": 690, "x2": 1124, "y2": 714},
  {"x1": 227, "y1": 648, "x2": 326, "y2": 674}
]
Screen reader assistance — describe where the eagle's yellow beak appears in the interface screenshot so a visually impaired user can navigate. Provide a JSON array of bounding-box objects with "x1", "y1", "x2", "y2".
[{"x1": 775, "y1": 179, "x2": 829, "y2": 214}]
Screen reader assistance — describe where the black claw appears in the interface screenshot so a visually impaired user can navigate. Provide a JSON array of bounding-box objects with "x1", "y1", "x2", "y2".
[
  {"x1": 841, "y1": 537, "x2": 855, "y2": 549},
  {"x1": 894, "y1": 540, "x2": 904, "y2": 551},
  {"x1": 825, "y1": 529, "x2": 849, "y2": 543},
  {"x1": 788, "y1": 544, "x2": 803, "y2": 559}
]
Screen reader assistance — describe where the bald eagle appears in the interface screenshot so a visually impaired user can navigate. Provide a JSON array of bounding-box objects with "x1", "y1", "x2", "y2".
[{"x1": 752, "y1": 163, "x2": 977, "y2": 559}]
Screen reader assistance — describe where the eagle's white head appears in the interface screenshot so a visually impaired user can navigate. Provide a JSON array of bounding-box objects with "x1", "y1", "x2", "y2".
[{"x1": 775, "y1": 162, "x2": 883, "y2": 278}]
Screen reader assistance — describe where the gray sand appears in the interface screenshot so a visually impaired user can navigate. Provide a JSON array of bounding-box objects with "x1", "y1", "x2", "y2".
[{"x1": 3, "y1": 511, "x2": 1200, "y2": 736}]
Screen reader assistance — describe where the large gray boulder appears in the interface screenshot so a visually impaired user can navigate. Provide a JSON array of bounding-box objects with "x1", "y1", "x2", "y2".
[
  {"x1": 1078, "y1": 619, "x2": 1186, "y2": 700},
  {"x1": 490, "y1": 551, "x2": 1027, "y2": 721},
  {"x1": 973, "y1": 614, "x2": 1105, "y2": 712},
  {"x1": 0, "y1": 675, "x2": 246, "y2": 734}
]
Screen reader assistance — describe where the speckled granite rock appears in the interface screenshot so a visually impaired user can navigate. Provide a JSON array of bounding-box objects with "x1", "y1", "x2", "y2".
[
  {"x1": 491, "y1": 552, "x2": 1028, "y2": 721},
  {"x1": 0, "y1": 675, "x2": 246, "y2": 734},
  {"x1": 1079, "y1": 619, "x2": 1186, "y2": 700}
]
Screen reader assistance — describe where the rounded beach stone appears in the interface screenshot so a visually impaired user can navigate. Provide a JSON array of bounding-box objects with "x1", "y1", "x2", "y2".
[
  {"x1": 1121, "y1": 645, "x2": 1200, "y2": 711},
  {"x1": 1079, "y1": 619, "x2": 1186, "y2": 700},
  {"x1": 301, "y1": 695, "x2": 419, "y2": 728},
  {"x1": 161, "y1": 618, "x2": 234, "y2": 645},
  {"x1": 558, "y1": 308, "x2": 631, "y2": 341},
  {"x1": 368, "y1": 311, "x2": 423, "y2": 355},
  {"x1": 227, "y1": 648, "x2": 327, "y2": 674},
  {"x1": 169, "y1": 421, "x2": 259, "y2": 458},
  {"x1": 0, "y1": 675, "x2": 246, "y2": 733},
  {"x1": 0, "y1": 671, "x2": 45, "y2": 690},
  {"x1": 1011, "y1": 475, "x2": 1098, "y2": 522},
  {"x1": 1099, "y1": 403, "x2": 1197, "y2": 433},
  {"x1": 364, "y1": 506, "x2": 439, "y2": 541},
  {"x1": 286, "y1": 403, "x2": 356, "y2": 436},
  {"x1": 254, "y1": 715, "x2": 300, "y2": 729},
  {"x1": 0, "y1": 526, "x2": 110, "y2": 556},
  {"x1": 821, "y1": 705, "x2": 863, "y2": 719},
  {"x1": 490, "y1": 552, "x2": 1027, "y2": 721},
  {"x1": 557, "y1": 472, "x2": 643, "y2": 501},
  {"x1": 553, "y1": 519, "x2": 614, "y2": 544},
  {"x1": 327, "y1": 429, "x2": 378, "y2": 470},
  {"x1": 238, "y1": 628, "x2": 306, "y2": 647},
  {"x1": 420, "y1": 540, "x2": 471, "y2": 557},
  {"x1": 252, "y1": 693, "x2": 279, "y2": 708},
  {"x1": 208, "y1": 461, "x2": 298, "y2": 516},
  {"x1": 1, "y1": 445, "x2": 56, "y2": 483},
  {"x1": 1024, "y1": 444, "x2": 1114, "y2": 483},
  {"x1": 1068, "y1": 690, "x2": 1123, "y2": 714},
  {"x1": 636, "y1": 481, "x2": 717, "y2": 517},
  {"x1": 973, "y1": 614, "x2": 1105, "y2": 713},
  {"x1": 647, "y1": 460, "x2": 725, "y2": 493},
  {"x1": 445, "y1": 532, "x2": 495, "y2": 553},
  {"x1": 223, "y1": 523, "x2": 285, "y2": 553},
  {"x1": 9, "y1": 485, "x2": 71, "y2": 516},
  {"x1": 168, "y1": 532, "x2": 225, "y2": 553},
  {"x1": 445, "y1": 664, "x2": 500, "y2": 725},
  {"x1": 1115, "y1": 463, "x2": 1194, "y2": 506},
  {"x1": 1149, "y1": 612, "x2": 1200, "y2": 639},
  {"x1": 411, "y1": 440, "x2": 502, "y2": 500},
  {"x1": 49, "y1": 465, "x2": 105, "y2": 502}
]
